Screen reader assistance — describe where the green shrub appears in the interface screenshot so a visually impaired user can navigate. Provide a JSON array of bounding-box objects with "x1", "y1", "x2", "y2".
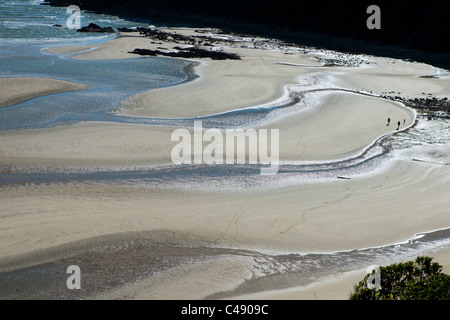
[{"x1": 349, "y1": 256, "x2": 450, "y2": 300}]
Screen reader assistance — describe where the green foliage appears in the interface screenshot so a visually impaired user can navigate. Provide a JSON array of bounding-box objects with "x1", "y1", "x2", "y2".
[{"x1": 349, "y1": 256, "x2": 450, "y2": 300}]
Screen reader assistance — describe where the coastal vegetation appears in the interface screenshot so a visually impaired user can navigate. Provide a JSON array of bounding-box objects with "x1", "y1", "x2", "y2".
[{"x1": 350, "y1": 256, "x2": 450, "y2": 300}]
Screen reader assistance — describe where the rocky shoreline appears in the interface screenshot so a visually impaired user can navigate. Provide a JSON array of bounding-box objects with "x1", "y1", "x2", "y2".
[
  {"x1": 126, "y1": 27, "x2": 241, "y2": 60},
  {"x1": 74, "y1": 23, "x2": 450, "y2": 118},
  {"x1": 43, "y1": 0, "x2": 450, "y2": 70},
  {"x1": 382, "y1": 95, "x2": 450, "y2": 120},
  {"x1": 128, "y1": 47, "x2": 240, "y2": 60},
  {"x1": 77, "y1": 23, "x2": 115, "y2": 33}
]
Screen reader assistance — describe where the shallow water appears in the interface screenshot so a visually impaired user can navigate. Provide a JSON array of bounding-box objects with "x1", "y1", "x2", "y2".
[
  {"x1": 0, "y1": 0, "x2": 149, "y2": 42},
  {"x1": 0, "y1": 46, "x2": 193, "y2": 130},
  {"x1": 0, "y1": 1, "x2": 195, "y2": 130}
]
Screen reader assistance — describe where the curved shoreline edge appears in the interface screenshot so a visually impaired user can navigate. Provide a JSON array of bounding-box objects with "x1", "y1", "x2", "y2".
[{"x1": 0, "y1": 76, "x2": 89, "y2": 109}]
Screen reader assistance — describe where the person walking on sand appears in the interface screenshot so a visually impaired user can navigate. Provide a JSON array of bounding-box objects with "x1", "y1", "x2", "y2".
[
  {"x1": 387, "y1": 117, "x2": 391, "y2": 126},
  {"x1": 403, "y1": 119, "x2": 406, "y2": 125},
  {"x1": 397, "y1": 121, "x2": 401, "y2": 130}
]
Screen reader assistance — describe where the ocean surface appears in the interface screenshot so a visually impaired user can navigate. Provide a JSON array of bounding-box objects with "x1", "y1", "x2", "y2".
[
  {"x1": 0, "y1": 0, "x2": 193, "y2": 130},
  {"x1": 0, "y1": 0, "x2": 149, "y2": 41},
  {"x1": 0, "y1": 1, "x2": 449, "y2": 300}
]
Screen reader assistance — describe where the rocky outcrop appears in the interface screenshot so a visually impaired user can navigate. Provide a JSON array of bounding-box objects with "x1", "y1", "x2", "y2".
[
  {"x1": 77, "y1": 23, "x2": 115, "y2": 33},
  {"x1": 128, "y1": 47, "x2": 240, "y2": 60}
]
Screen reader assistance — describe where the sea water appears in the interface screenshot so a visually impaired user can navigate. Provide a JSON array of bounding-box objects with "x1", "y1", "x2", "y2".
[
  {"x1": 0, "y1": 1, "x2": 194, "y2": 130},
  {"x1": 0, "y1": 0, "x2": 148, "y2": 42}
]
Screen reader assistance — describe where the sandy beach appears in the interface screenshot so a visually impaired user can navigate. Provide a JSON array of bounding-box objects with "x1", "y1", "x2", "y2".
[
  {"x1": 1, "y1": 27, "x2": 449, "y2": 300},
  {"x1": 0, "y1": 77, "x2": 88, "y2": 108}
]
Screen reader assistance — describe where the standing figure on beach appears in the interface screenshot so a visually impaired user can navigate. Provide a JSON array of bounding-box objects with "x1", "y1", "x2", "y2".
[
  {"x1": 397, "y1": 121, "x2": 401, "y2": 130},
  {"x1": 387, "y1": 117, "x2": 391, "y2": 126},
  {"x1": 403, "y1": 119, "x2": 406, "y2": 125}
]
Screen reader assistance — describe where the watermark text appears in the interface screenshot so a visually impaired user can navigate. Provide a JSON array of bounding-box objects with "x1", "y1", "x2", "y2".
[{"x1": 171, "y1": 121, "x2": 279, "y2": 175}]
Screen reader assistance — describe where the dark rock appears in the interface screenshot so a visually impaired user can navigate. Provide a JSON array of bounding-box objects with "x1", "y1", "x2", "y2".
[
  {"x1": 128, "y1": 47, "x2": 240, "y2": 60},
  {"x1": 53, "y1": 24, "x2": 63, "y2": 27},
  {"x1": 130, "y1": 49, "x2": 158, "y2": 56},
  {"x1": 77, "y1": 23, "x2": 115, "y2": 33},
  {"x1": 390, "y1": 96, "x2": 450, "y2": 120},
  {"x1": 117, "y1": 27, "x2": 138, "y2": 32}
]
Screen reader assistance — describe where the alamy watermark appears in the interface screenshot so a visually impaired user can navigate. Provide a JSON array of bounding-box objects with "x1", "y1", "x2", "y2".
[
  {"x1": 366, "y1": 265, "x2": 382, "y2": 291},
  {"x1": 66, "y1": 5, "x2": 81, "y2": 30},
  {"x1": 171, "y1": 121, "x2": 280, "y2": 175},
  {"x1": 66, "y1": 265, "x2": 81, "y2": 290},
  {"x1": 367, "y1": 5, "x2": 381, "y2": 30}
]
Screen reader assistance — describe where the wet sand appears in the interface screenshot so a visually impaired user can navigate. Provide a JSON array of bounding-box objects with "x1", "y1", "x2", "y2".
[{"x1": 0, "y1": 77, "x2": 88, "y2": 108}]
